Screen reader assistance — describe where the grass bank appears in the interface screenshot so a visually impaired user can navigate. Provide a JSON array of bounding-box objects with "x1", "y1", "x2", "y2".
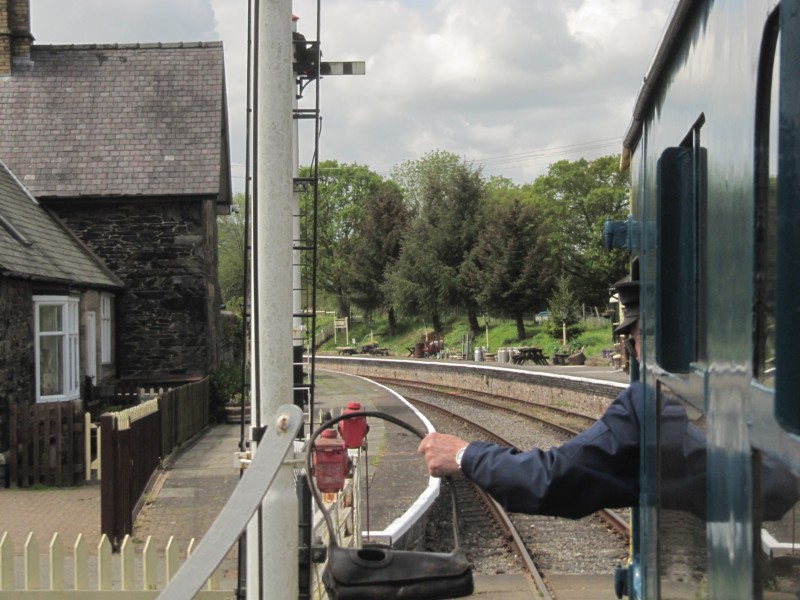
[{"x1": 317, "y1": 314, "x2": 617, "y2": 364}]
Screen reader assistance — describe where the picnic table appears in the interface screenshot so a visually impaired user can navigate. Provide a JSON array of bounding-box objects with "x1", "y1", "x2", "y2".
[
  {"x1": 552, "y1": 352, "x2": 569, "y2": 365},
  {"x1": 336, "y1": 347, "x2": 357, "y2": 355},
  {"x1": 359, "y1": 344, "x2": 389, "y2": 356},
  {"x1": 365, "y1": 347, "x2": 389, "y2": 356},
  {"x1": 512, "y1": 347, "x2": 549, "y2": 365}
]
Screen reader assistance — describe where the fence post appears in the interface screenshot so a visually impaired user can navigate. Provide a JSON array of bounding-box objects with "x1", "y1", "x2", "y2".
[
  {"x1": 84, "y1": 413, "x2": 92, "y2": 481},
  {"x1": 8, "y1": 405, "x2": 18, "y2": 488},
  {"x1": 117, "y1": 427, "x2": 133, "y2": 543},
  {"x1": 100, "y1": 414, "x2": 116, "y2": 546}
]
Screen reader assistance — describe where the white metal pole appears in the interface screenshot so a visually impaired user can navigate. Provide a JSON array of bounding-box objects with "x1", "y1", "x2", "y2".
[{"x1": 249, "y1": 0, "x2": 297, "y2": 598}]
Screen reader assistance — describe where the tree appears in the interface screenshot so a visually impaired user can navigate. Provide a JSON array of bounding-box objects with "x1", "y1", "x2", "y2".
[
  {"x1": 531, "y1": 155, "x2": 629, "y2": 307},
  {"x1": 384, "y1": 152, "x2": 485, "y2": 332},
  {"x1": 547, "y1": 275, "x2": 584, "y2": 343},
  {"x1": 299, "y1": 161, "x2": 383, "y2": 317},
  {"x1": 462, "y1": 190, "x2": 554, "y2": 340},
  {"x1": 390, "y1": 149, "x2": 461, "y2": 211},
  {"x1": 348, "y1": 181, "x2": 410, "y2": 335},
  {"x1": 218, "y1": 193, "x2": 247, "y2": 311}
]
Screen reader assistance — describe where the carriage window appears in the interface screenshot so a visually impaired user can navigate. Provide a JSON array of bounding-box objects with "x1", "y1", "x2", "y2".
[
  {"x1": 755, "y1": 14, "x2": 800, "y2": 596},
  {"x1": 656, "y1": 121, "x2": 706, "y2": 373},
  {"x1": 754, "y1": 15, "x2": 779, "y2": 388},
  {"x1": 773, "y1": 4, "x2": 800, "y2": 433}
]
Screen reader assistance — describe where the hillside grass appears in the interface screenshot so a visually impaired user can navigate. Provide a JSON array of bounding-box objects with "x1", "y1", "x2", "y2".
[{"x1": 318, "y1": 314, "x2": 617, "y2": 362}]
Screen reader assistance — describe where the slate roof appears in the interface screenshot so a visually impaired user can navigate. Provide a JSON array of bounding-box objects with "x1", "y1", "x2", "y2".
[
  {"x1": 0, "y1": 158, "x2": 123, "y2": 288},
  {"x1": 0, "y1": 42, "x2": 231, "y2": 205}
]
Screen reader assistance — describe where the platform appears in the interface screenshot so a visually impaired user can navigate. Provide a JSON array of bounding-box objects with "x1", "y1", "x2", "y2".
[{"x1": 0, "y1": 364, "x2": 629, "y2": 598}]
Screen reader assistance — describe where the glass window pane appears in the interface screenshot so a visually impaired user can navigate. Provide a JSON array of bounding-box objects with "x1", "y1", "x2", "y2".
[
  {"x1": 39, "y1": 305, "x2": 62, "y2": 333},
  {"x1": 101, "y1": 294, "x2": 112, "y2": 363},
  {"x1": 39, "y1": 333, "x2": 63, "y2": 396},
  {"x1": 755, "y1": 27, "x2": 779, "y2": 387},
  {"x1": 67, "y1": 301, "x2": 78, "y2": 333}
]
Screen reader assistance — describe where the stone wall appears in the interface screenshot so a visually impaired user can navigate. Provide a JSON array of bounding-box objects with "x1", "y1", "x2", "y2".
[
  {"x1": 0, "y1": 277, "x2": 34, "y2": 453},
  {"x1": 316, "y1": 356, "x2": 626, "y2": 418},
  {"x1": 52, "y1": 198, "x2": 221, "y2": 381}
]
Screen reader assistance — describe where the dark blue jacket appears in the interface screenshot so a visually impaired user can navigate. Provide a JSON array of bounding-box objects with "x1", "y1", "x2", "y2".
[
  {"x1": 460, "y1": 381, "x2": 796, "y2": 520},
  {"x1": 460, "y1": 382, "x2": 645, "y2": 518}
]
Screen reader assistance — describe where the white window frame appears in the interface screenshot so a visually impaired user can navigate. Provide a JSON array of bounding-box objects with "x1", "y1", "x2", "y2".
[
  {"x1": 34, "y1": 295, "x2": 80, "y2": 403},
  {"x1": 101, "y1": 293, "x2": 113, "y2": 364}
]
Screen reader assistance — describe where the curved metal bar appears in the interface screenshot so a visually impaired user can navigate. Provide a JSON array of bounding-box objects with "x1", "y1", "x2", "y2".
[{"x1": 157, "y1": 404, "x2": 304, "y2": 600}]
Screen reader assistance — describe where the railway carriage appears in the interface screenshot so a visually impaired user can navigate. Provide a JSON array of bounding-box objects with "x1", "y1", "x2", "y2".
[{"x1": 611, "y1": 0, "x2": 800, "y2": 597}]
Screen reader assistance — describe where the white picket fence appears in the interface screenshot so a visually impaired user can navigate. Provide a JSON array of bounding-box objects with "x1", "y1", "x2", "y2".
[
  {"x1": 0, "y1": 531, "x2": 232, "y2": 597},
  {"x1": 0, "y1": 466, "x2": 361, "y2": 599}
]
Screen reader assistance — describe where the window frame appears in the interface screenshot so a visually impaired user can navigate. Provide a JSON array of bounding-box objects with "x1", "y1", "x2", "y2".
[
  {"x1": 774, "y1": 2, "x2": 800, "y2": 433},
  {"x1": 34, "y1": 295, "x2": 81, "y2": 403},
  {"x1": 655, "y1": 117, "x2": 707, "y2": 373}
]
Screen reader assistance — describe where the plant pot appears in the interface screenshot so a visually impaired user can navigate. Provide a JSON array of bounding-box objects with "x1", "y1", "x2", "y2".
[{"x1": 225, "y1": 404, "x2": 251, "y2": 424}]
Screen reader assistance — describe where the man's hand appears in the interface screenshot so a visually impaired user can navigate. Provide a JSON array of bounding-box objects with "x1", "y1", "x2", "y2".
[{"x1": 418, "y1": 432, "x2": 469, "y2": 478}]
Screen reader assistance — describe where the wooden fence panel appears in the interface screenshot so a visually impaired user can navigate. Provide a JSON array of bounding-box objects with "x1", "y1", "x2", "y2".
[
  {"x1": 158, "y1": 378, "x2": 209, "y2": 458},
  {"x1": 101, "y1": 404, "x2": 161, "y2": 547},
  {"x1": 117, "y1": 427, "x2": 133, "y2": 541},
  {"x1": 129, "y1": 410, "x2": 161, "y2": 516},
  {"x1": 101, "y1": 380, "x2": 208, "y2": 545},
  {"x1": 100, "y1": 414, "x2": 115, "y2": 545},
  {"x1": 159, "y1": 389, "x2": 177, "y2": 458},
  {"x1": 8, "y1": 401, "x2": 83, "y2": 488}
]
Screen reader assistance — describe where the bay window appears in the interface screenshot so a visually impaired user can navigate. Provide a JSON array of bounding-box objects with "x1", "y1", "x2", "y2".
[{"x1": 34, "y1": 295, "x2": 80, "y2": 402}]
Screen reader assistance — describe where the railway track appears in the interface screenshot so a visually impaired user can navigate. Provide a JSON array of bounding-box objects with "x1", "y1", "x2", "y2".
[
  {"x1": 372, "y1": 377, "x2": 598, "y2": 435},
  {"x1": 372, "y1": 378, "x2": 630, "y2": 596}
]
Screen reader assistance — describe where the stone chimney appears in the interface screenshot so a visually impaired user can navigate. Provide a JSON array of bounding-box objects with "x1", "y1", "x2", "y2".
[{"x1": 0, "y1": 0, "x2": 32, "y2": 76}]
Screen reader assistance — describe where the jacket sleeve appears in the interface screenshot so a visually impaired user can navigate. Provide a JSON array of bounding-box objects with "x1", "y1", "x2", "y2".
[{"x1": 460, "y1": 383, "x2": 642, "y2": 519}]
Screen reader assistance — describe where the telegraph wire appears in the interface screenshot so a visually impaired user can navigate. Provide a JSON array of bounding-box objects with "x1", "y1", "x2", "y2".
[{"x1": 229, "y1": 136, "x2": 623, "y2": 183}]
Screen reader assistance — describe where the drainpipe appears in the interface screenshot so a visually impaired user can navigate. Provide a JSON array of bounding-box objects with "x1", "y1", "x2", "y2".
[{"x1": 249, "y1": 0, "x2": 297, "y2": 598}]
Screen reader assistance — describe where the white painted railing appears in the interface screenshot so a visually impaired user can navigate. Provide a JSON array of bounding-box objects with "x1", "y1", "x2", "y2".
[{"x1": 84, "y1": 412, "x2": 101, "y2": 482}]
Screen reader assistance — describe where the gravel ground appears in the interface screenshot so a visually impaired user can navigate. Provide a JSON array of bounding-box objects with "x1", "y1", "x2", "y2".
[{"x1": 391, "y1": 383, "x2": 629, "y2": 576}]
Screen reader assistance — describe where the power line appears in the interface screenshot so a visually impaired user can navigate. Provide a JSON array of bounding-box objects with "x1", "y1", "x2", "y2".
[
  {"x1": 268, "y1": 136, "x2": 623, "y2": 178},
  {"x1": 471, "y1": 138, "x2": 622, "y2": 168}
]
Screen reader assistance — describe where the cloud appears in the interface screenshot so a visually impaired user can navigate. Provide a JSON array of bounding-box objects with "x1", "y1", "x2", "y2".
[
  {"x1": 291, "y1": 0, "x2": 671, "y2": 181},
  {"x1": 29, "y1": 0, "x2": 673, "y2": 188},
  {"x1": 32, "y1": 0, "x2": 218, "y2": 44}
]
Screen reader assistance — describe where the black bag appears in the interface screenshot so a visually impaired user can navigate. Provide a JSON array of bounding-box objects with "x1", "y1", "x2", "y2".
[{"x1": 306, "y1": 410, "x2": 474, "y2": 600}]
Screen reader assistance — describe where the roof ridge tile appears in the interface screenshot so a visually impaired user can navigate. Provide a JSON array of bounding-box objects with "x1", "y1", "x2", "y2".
[{"x1": 34, "y1": 41, "x2": 223, "y2": 51}]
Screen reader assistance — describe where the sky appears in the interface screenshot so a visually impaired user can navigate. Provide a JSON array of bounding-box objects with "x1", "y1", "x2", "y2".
[{"x1": 30, "y1": 0, "x2": 676, "y2": 192}]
